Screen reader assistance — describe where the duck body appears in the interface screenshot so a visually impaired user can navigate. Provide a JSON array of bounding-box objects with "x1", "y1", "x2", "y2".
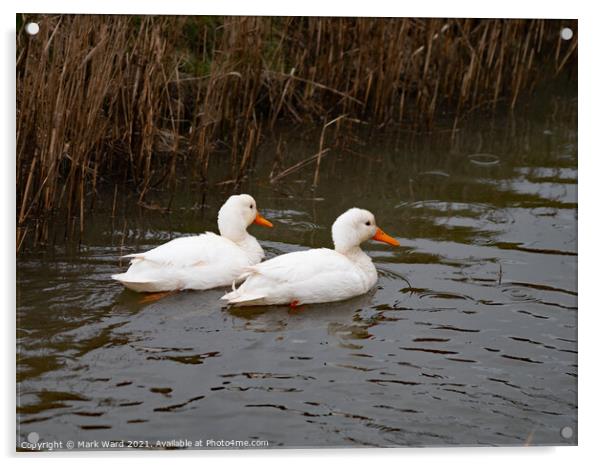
[
  {"x1": 222, "y1": 207, "x2": 399, "y2": 306},
  {"x1": 112, "y1": 194, "x2": 272, "y2": 293},
  {"x1": 222, "y1": 247, "x2": 377, "y2": 306},
  {"x1": 112, "y1": 233, "x2": 264, "y2": 293}
]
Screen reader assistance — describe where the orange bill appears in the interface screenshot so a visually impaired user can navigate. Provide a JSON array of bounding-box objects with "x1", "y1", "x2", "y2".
[
  {"x1": 253, "y1": 212, "x2": 273, "y2": 228},
  {"x1": 372, "y1": 227, "x2": 399, "y2": 246}
]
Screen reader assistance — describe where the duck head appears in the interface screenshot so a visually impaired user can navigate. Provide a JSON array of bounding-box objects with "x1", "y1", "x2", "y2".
[
  {"x1": 332, "y1": 207, "x2": 399, "y2": 254},
  {"x1": 217, "y1": 194, "x2": 272, "y2": 242}
]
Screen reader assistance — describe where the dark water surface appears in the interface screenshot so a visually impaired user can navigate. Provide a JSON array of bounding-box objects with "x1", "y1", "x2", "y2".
[{"x1": 17, "y1": 94, "x2": 577, "y2": 449}]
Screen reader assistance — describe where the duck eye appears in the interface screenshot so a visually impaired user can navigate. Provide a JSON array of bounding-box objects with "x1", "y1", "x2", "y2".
[
  {"x1": 365, "y1": 221, "x2": 371, "y2": 226},
  {"x1": 250, "y1": 204, "x2": 254, "y2": 209}
]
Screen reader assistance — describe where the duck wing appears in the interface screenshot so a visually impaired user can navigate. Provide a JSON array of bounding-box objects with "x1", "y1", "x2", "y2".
[
  {"x1": 122, "y1": 233, "x2": 237, "y2": 267},
  {"x1": 222, "y1": 248, "x2": 364, "y2": 305},
  {"x1": 113, "y1": 233, "x2": 249, "y2": 292}
]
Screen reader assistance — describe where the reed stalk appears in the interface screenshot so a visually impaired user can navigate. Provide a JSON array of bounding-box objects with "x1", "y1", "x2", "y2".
[{"x1": 16, "y1": 15, "x2": 577, "y2": 250}]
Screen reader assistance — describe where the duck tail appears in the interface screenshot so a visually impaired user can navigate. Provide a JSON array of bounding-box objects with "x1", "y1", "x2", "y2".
[
  {"x1": 112, "y1": 273, "x2": 164, "y2": 293},
  {"x1": 221, "y1": 290, "x2": 267, "y2": 305},
  {"x1": 121, "y1": 253, "x2": 144, "y2": 259},
  {"x1": 221, "y1": 267, "x2": 263, "y2": 304}
]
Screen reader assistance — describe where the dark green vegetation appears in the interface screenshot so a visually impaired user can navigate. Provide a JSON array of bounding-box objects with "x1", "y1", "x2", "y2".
[{"x1": 16, "y1": 15, "x2": 577, "y2": 250}]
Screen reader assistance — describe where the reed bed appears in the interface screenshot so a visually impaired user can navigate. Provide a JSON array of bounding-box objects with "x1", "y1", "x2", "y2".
[{"x1": 16, "y1": 15, "x2": 577, "y2": 249}]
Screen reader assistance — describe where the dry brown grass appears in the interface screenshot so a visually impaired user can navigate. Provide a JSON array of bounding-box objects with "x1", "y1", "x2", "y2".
[{"x1": 16, "y1": 15, "x2": 577, "y2": 249}]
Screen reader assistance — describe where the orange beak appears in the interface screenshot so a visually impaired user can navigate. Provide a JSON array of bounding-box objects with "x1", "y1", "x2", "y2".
[
  {"x1": 253, "y1": 212, "x2": 273, "y2": 228},
  {"x1": 372, "y1": 227, "x2": 400, "y2": 246}
]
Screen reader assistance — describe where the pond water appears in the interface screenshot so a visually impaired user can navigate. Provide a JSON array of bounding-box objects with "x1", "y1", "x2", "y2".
[{"x1": 17, "y1": 92, "x2": 577, "y2": 449}]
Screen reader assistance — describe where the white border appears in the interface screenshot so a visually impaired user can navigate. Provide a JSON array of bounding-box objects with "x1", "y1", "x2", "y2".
[
  {"x1": 9, "y1": 0, "x2": 581, "y2": 18},
  {"x1": 4, "y1": 1, "x2": 600, "y2": 464}
]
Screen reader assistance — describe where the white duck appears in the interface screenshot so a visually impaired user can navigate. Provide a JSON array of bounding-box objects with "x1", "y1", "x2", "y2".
[
  {"x1": 221, "y1": 207, "x2": 399, "y2": 306},
  {"x1": 112, "y1": 194, "x2": 273, "y2": 293}
]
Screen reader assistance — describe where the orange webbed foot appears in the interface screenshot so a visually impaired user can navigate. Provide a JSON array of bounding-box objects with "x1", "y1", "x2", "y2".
[
  {"x1": 139, "y1": 290, "x2": 178, "y2": 304},
  {"x1": 289, "y1": 300, "x2": 302, "y2": 312}
]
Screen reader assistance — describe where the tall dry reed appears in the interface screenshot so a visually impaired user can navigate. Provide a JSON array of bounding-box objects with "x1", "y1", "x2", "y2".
[{"x1": 16, "y1": 15, "x2": 577, "y2": 249}]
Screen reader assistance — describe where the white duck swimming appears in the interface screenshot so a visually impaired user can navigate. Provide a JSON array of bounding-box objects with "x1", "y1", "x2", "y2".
[
  {"x1": 221, "y1": 207, "x2": 399, "y2": 306},
  {"x1": 112, "y1": 194, "x2": 273, "y2": 293}
]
